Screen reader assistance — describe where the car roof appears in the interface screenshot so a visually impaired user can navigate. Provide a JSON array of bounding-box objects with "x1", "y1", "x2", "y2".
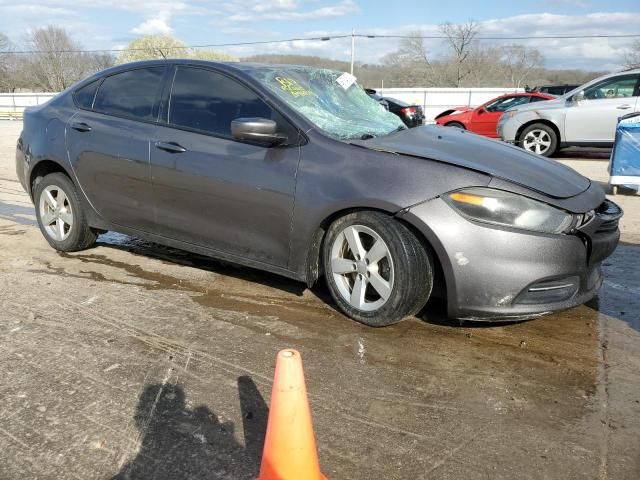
[
  {"x1": 73, "y1": 59, "x2": 342, "y2": 93},
  {"x1": 491, "y1": 92, "x2": 553, "y2": 100},
  {"x1": 93, "y1": 59, "x2": 339, "y2": 76}
]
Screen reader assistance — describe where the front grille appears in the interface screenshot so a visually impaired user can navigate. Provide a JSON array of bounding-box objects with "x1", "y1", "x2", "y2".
[{"x1": 595, "y1": 199, "x2": 622, "y2": 233}]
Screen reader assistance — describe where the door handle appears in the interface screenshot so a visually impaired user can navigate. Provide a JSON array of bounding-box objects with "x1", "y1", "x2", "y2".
[
  {"x1": 154, "y1": 141, "x2": 187, "y2": 153},
  {"x1": 616, "y1": 104, "x2": 631, "y2": 110},
  {"x1": 70, "y1": 122, "x2": 92, "y2": 132}
]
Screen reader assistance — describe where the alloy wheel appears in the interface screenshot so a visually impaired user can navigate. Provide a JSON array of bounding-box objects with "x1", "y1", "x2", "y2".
[
  {"x1": 330, "y1": 224, "x2": 395, "y2": 312},
  {"x1": 522, "y1": 129, "x2": 552, "y2": 155},
  {"x1": 38, "y1": 184, "x2": 74, "y2": 242}
]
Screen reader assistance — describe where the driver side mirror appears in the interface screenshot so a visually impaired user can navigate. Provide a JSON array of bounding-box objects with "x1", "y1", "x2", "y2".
[
  {"x1": 572, "y1": 90, "x2": 585, "y2": 104},
  {"x1": 231, "y1": 118, "x2": 287, "y2": 145},
  {"x1": 476, "y1": 107, "x2": 485, "y2": 115}
]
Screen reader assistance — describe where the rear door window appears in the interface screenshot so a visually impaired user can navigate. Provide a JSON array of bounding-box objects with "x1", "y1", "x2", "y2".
[
  {"x1": 93, "y1": 67, "x2": 166, "y2": 121},
  {"x1": 168, "y1": 67, "x2": 273, "y2": 137}
]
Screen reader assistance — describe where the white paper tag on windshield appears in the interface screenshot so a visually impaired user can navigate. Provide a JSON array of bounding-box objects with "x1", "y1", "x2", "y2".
[{"x1": 336, "y1": 72, "x2": 357, "y2": 90}]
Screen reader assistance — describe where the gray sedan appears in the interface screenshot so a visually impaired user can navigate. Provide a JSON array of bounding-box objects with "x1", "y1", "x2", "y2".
[{"x1": 16, "y1": 60, "x2": 621, "y2": 326}]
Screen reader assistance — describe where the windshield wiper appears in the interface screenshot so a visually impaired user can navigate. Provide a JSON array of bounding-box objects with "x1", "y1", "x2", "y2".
[
  {"x1": 388, "y1": 126, "x2": 407, "y2": 135},
  {"x1": 360, "y1": 133, "x2": 376, "y2": 140}
]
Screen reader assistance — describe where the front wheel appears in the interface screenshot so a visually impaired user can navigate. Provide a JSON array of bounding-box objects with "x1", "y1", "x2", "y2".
[
  {"x1": 323, "y1": 211, "x2": 433, "y2": 327},
  {"x1": 445, "y1": 122, "x2": 466, "y2": 129},
  {"x1": 520, "y1": 123, "x2": 558, "y2": 157},
  {"x1": 34, "y1": 172, "x2": 97, "y2": 252}
]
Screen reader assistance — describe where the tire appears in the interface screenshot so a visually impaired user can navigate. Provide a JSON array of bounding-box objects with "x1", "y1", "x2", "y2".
[
  {"x1": 34, "y1": 172, "x2": 97, "y2": 252},
  {"x1": 323, "y1": 211, "x2": 433, "y2": 327},
  {"x1": 519, "y1": 123, "x2": 558, "y2": 157},
  {"x1": 445, "y1": 122, "x2": 466, "y2": 129}
]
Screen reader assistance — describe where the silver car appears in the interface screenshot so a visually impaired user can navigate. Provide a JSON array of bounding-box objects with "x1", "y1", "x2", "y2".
[{"x1": 498, "y1": 69, "x2": 640, "y2": 156}]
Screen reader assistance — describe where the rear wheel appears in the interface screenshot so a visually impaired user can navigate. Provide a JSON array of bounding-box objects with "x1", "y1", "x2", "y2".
[
  {"x1": 445, "y1": 122, "x2": 466, "y2": 129},
  {"x1": 520, "y1": 123, "x2": 558, "y2": 157},
  {"x1": 34, "y1": 173, "x2": 97, "y2": 252},
  {"x1": 323, "y1": 211, "x2": 433, "y2": 327}
]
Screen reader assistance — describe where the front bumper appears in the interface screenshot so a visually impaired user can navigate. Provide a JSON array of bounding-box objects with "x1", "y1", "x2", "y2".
[
  {"x1": 402, "y1": 197, "x2": 621, "y2": 321},
  {"x1": 497, "y1": 115, "x2": 521, "y2": 143}
]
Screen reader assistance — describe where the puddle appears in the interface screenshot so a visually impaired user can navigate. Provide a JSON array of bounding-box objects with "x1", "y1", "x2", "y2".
[{"x1": 592, "y1": 244, "x2": 640, "y2": 331}]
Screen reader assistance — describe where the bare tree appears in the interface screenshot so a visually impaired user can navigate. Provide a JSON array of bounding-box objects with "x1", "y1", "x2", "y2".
[
  {"x1": 500, "y1": 45, "x2": 544, "y2": 88},
  {"x1": 85, "y1": 52, "x2": 116, "y2": 72},
  {"x1": 0, "y1": 32, "x2": 8, "y2": 63},
  {"x1": 381, "y1": 30, "x2": 442, "y2": 86},
  {"x1": 623, "y1": 39, "x2": 640, "y2": 69},
  {"x1": 0, "y1": 33, "x2": 9, "y2": 87},
  {"x1": 439, "y1": 21, "x2": 480, "y2": 87},
  {"x1": 22, "y1": 26, "x2": 91, "y2": 91},
  {"x1": 465, "y1": 45, "x2": 504, "y2": 87}
]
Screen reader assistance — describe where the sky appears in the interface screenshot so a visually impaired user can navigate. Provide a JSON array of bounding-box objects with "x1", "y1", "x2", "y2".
[{"x1": 0, "y1": 0, "x2": 639, "y2": 71}]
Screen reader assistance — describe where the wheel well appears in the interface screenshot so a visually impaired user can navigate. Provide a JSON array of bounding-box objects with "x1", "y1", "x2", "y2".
[
  {"x1": 445, "y1": 121, "x2": 465, "y2": 129},
  {"x1": 305, "y1": 207, "x2": 381, "y2": 287},
  {"x1": 515, "y1": 120, "x2": 560, "y2": 146},
  {"x1": 29, "y1": 161, "x2": 70, "y2": 198},
  {"x1": 305, "y1": 207, "x2": 448, "y2": 304}
]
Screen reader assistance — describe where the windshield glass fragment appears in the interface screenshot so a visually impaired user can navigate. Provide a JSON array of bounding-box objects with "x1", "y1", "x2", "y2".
[{"x1": 248, "y1": 66, "x2": 405, "y2": 140}]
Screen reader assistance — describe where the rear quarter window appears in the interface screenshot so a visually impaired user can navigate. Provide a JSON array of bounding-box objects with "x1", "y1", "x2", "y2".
[
  {"x1": 93, "y1": 67, "x2": 166, "y2": 121},
  {"x1": 74, "y1": 80, "x2": 100, "y2": 109}
]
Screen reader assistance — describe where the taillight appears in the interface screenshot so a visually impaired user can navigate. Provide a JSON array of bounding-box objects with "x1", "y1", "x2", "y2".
[{"x1": 402, "y1": 107, "x2": 416, "y2": 115}]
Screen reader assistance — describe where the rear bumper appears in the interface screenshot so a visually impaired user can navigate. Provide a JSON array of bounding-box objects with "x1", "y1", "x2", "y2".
[
  {"x1": 15, "y1": 134, "x2": 28, "y2": 194},
  {"x1": 402, "y1": 197, "x2": 620, "y2": 321}
]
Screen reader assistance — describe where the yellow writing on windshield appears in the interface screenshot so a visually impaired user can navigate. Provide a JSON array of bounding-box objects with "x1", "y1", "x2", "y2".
[{"x1": 275, "y1": 77, "x2": 314, "y2": 97}]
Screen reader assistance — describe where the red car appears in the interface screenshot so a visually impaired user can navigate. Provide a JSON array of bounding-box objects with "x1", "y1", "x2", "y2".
[{"x1": 434, "y1": 92, "x2": 554, "y2": 138}]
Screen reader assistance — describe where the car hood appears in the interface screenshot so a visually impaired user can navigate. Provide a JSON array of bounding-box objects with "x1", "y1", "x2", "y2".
[
  {"x1": 435, "y1": 106, "x2": 473, "y2": 119},
  {"x1": 351, "y1": 125, "x2": 590, "y2": 199}
]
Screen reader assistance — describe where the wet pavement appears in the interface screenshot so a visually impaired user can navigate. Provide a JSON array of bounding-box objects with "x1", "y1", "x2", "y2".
[{"x1": 0, "y1": 121, "x2": 639, "y2": 479}]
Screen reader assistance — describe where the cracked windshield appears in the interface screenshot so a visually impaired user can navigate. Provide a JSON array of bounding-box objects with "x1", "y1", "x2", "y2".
[{"x1": 249, "y1": 66, "x2": 406, "y2": 140}]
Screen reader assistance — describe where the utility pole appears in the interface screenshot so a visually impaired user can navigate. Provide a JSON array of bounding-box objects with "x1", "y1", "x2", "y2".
[{"x1": 350, "y1": 28, "x2": 355, "y2": 75}]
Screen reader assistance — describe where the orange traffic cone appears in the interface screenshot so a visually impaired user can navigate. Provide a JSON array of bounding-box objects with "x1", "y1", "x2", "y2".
[{"x1": 257, "y1": 349, "x2": 327, "y2": 480}]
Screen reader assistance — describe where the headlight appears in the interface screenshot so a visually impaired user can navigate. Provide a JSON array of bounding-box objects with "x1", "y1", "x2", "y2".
[{"x1": 444, "y1": 187, "x2": 575, "y2": 234}]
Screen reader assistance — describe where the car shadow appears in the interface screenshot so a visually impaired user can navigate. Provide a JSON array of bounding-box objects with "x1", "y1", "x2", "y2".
[
  {"x1": 97, "y1": 232, "x2": 516, "y2": 329},
  {"x1": 0, "y1": 199, "x2": 37, "y2": 226},
  {"x1": 592, "y1": 181, "x2": 639, "y2": 196},
  {"x1": 112, "y1": 376, "x2": 268, "y2": 480},
  {"x1": 417, "y1": 297, "x2": 524, "y2": 328},
  {"x1": 554, "y1": 148, "x2": 611, "y2": 160},
  {"x1": 97, "y1": 232, "x2": 308, "y2": 297}
]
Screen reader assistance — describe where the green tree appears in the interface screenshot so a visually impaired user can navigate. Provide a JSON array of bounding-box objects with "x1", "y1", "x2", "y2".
[
  {"x1": 117, "y1": 35, "x2": 237, "y2": 64},
  {"x1": 189, "y1": 49, "x2": 237, "y2": 62},
  {"x1": 117, "y1": 35, "x2": 188, "y2": 63}
]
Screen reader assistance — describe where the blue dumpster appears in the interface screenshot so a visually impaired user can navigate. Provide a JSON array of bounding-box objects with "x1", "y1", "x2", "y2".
[{"x1": 609, "y1": 112, "x2": 640, "y2": 194}]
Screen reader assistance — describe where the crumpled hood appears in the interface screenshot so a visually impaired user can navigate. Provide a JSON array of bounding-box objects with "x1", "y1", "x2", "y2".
[
  {"x1": 435, "y1": 106, "x2": 473, "y2": 119},
  {"x1": 352, "y1": 125, "x2": 590, "y2": 199},
  {"x1": 508, "y1": 96, "x2": 568, "y2": 114}
]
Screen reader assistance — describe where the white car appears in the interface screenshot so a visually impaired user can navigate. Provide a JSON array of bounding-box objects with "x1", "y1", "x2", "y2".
[{"x1": 498, "y1": 69, "x2": 640, "y2": 156}]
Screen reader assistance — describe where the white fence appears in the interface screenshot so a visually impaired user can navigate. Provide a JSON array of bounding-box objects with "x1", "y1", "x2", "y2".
[
  {"x1": 0, "y1": 93, "x2": 56, "y2": 119},
  {"x1": 0, "y1": 87, "x2": 524, "y2": 122}
]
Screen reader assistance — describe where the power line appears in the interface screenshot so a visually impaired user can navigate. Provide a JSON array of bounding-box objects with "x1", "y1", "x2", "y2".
[
  {"x1": 3, "y1": 32, "x2": 639, "y2": 55},
  {"x1": 368, "y1": 33, "x2": 640, "y2": 40},
  {"x1": 3, "y1": 35, "x2": 353, "y2": 55}
]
